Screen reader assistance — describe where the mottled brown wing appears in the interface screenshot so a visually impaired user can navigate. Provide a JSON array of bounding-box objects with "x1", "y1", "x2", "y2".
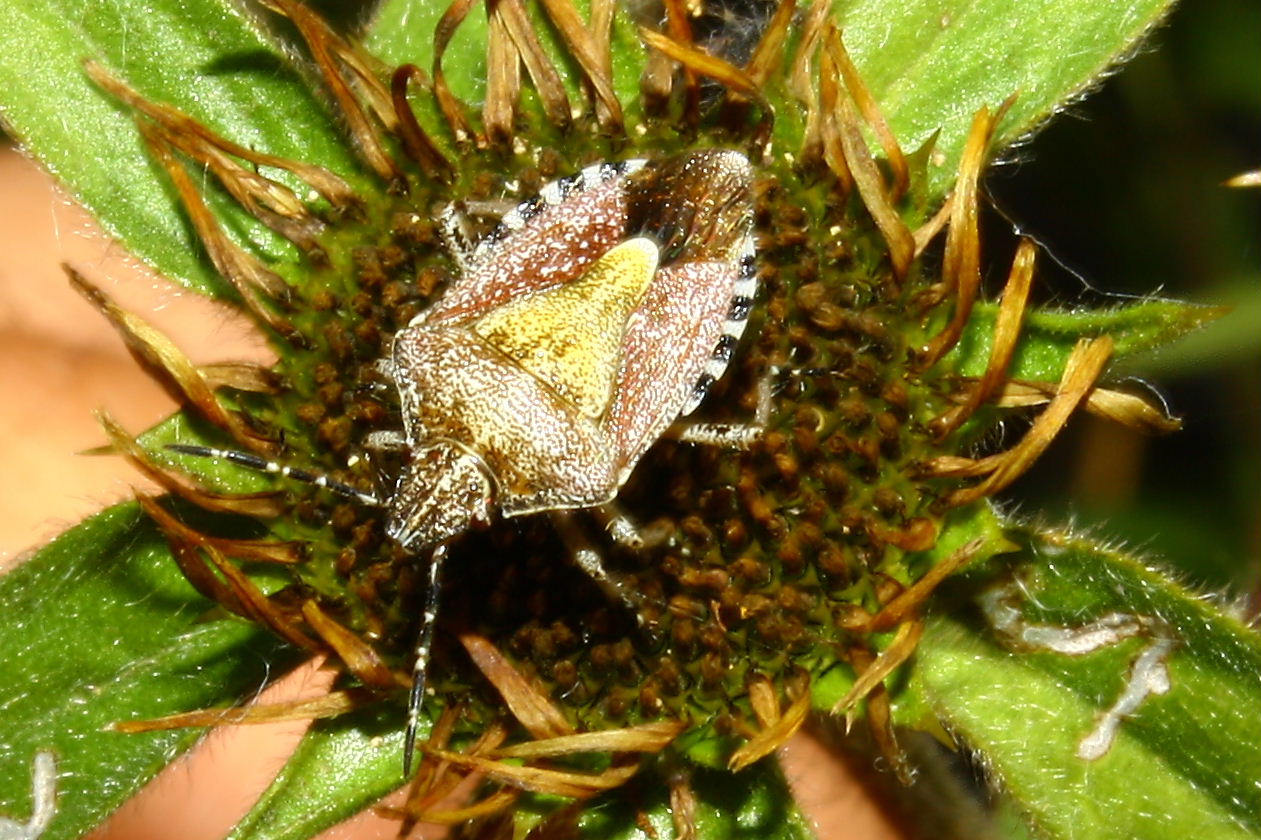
[
  {"x1": 424, "y1": 163, "x2": 640, "y2": 326},
  {"x1": 603, "y1": 260, "x2": 737, "y2": 481}
]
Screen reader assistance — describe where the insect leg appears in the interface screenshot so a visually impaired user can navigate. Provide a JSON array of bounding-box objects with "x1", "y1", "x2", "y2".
[
  {"x1": 592, "y1": 501, "x2": 672, "y2": 551},
  {"x1": 550, "y1": 510, "x2": 650, "y2": 617},
  {"x1": 363, "y1": 429, "x2": 408, "y2": 451},
  {"x1": 403, "y1": 542, "x2": 447, "y2": 776},
  {"x1": 671, "y1": 422, "x2": 762, "y2": 448},
  {"x1": 669, "y1": 364, "x2": 776, "y2": 449},
  {"x1": 436, "y1": 204, "x2": 477, "y2": 271}
]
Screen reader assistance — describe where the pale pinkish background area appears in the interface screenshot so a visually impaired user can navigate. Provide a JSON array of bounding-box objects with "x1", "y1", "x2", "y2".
[{"x1": 0, "y1": 146, "x2": 908, "y2": 839}]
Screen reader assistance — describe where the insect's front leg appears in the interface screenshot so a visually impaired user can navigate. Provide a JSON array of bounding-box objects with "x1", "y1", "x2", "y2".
[
  {"x1": 592, "y1": 500, "x2": 674, "y2": 551},
  {"x1": 436, "y1": 204, "x2": 477, "y2": 273},
  {"x1": 436, "y1": 199, "x2": 519, "y2": 272},
  {"x1": 670, "y1": 422, "x2": 762, "y2": 449}
]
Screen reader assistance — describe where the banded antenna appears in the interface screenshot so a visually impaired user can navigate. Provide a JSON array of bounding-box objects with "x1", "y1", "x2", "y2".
[
  {"x1": 167, "y1": 442, "x2": 443, "y2": 775},
  {"x1": 165, "y1": 443, "x2": 384, "y2": 507}
]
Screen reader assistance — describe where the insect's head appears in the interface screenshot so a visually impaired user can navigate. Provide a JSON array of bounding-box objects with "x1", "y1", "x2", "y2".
[{"x1": 386, "y1": 441, "x2": 495, "y2": 550}]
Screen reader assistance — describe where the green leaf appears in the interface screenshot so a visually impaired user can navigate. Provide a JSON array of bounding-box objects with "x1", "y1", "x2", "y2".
[
  {"x1": 943, "y1": 298, "x2": 1227, "y2": 381},
  {"x1": 372, "y1": 0, "x2": 1176, "y2": 206},
  {"x1": 837, "y1": 0, "x2": 1176, "y2": 196},
  {"x1": 0, "y1": 0, "x2": 1178, "y2": 308},
  {"x1": 231, "y1": 710, "x2": 819, "y2": 840},
  {"x1": 0, "y1": 0, "x2": 369, "y2": 298},
  {"x1": 367, "y1": 0, "x2": 645, "y2": 132},
  {"x1": 572, "y1": 761, "x2": 817, "y2": 840},
  {"x1": 0, "y1": 503, "x2": 301, "y2": 840},
  {"x1": 368, "y1": 0, "x2": 489, "y2": 104},
  {"x1": 227, "y1": 707, "x2": 409, "y2": 840},
  {"x1": 912, "y1": 527, "x2": 1261, "y2": 840},
  {"x1": 1126, "y1": 279, "x2": 1261, "y2": 377}
]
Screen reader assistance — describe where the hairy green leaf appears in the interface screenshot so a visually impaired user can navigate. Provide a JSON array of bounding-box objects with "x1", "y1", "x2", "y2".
[
  {"x1": 836, "y1": 0, "x2": 1175, "y2": 195},
  {"x1": 231, "y1": 708, "x2": 820, "y2": 840},
  {"x1": 367, "y1": 0, "x2": 646, "y2": 142},
  {"x1": 0, "y1": 504, "x2": 299, "y2": 840},
  {"x1": 0, "y1": 0, "x2": 369, "y2": 298},
  {"x1": 913, "y1": 527, "x2": 1261, "y2": 840},
  {"x1": 945, "y1": 298, "x2": 1228, "y2": 381},
  {"x1": 368, "y1": 0, "x2": 489, "y2": 105},
  {"x1": 0, "y1": 0, "x2": 1177, "y2": 308},
  {"x1": 227, "y1": 707, "x2": 409, "y2": 840}
]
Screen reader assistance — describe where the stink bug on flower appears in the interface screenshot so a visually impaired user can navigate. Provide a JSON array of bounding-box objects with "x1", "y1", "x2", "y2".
[
  {"x1": 384, "y1": 150, "x2": 756, "y2": 546},
  {"x1": 172, "y1": 149, "x2": 757, "y2": 771}
]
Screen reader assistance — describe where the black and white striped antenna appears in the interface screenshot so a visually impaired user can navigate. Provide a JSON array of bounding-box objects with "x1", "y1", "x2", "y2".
[
  {"x1": 165, "y1": 443, "x2": 384, "y2": 507},
  {"x1": 167, "y1": 442, "x2": 446, "y2": 775}
]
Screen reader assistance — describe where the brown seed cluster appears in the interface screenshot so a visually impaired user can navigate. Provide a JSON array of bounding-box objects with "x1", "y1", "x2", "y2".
[{"x1": 240, "y1": 139, "x2": 959, "y2": 746}]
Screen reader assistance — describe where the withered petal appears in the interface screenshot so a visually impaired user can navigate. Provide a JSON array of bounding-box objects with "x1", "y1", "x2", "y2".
[{"x1": 460, "y1": 634, "x2": 574, "y2": 740}]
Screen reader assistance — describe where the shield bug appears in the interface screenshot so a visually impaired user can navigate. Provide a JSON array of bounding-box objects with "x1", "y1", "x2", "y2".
[
  {"x1": 172, "y1": 149, "x2": 756, "y2": 771},
  {"x1": 384, "y1": 150, "x2": 756, "y2": 545}
]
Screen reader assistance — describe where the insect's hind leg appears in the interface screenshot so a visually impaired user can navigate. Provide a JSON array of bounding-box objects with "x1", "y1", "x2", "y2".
[
  {"x1": 550, "y1": 506, "x2": 707, "y2": 635},
  {"x1": 591, "y1": 500, "x2": 673, "y2": 552},
  {"x1": 549, "y1": 509, "x2": 654, "y2": 620}
]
